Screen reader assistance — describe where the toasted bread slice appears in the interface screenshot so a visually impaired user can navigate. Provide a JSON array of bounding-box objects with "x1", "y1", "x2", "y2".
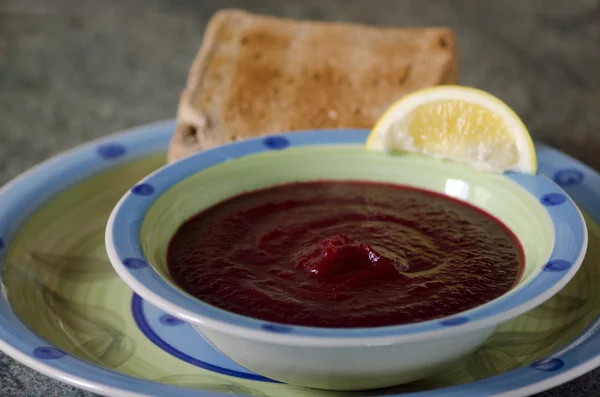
[{"x1": 169, "y1": 9, "x2": 459, "y2": 162}]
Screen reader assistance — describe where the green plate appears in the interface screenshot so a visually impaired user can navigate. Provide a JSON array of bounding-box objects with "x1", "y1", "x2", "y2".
[
  {"x1": 1, "y1": 122, "x2": 599, "y2": 396},
  {"x1": 4, "y1": 155, "x2": 600, "y2": 394}
]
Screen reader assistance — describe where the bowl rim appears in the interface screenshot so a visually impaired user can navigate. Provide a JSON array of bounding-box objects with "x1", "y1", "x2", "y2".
[{"x1": 105, "y1": 129, "x2": 588, "y2": 347}]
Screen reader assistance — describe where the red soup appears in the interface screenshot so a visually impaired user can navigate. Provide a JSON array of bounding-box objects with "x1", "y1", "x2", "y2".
[{"x1": 167, "y1": 181, "x2": 524, "y2": 328}]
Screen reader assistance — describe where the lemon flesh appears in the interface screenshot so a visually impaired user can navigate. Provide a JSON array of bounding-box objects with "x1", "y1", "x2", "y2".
[{"x1": 367, "y1": 86, "x2": 536, "y2": 174}]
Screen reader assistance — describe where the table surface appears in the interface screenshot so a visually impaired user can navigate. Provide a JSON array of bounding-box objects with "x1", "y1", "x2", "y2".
[{"x1": 1, "y1": 0, "x2": 600, "y2": 395}]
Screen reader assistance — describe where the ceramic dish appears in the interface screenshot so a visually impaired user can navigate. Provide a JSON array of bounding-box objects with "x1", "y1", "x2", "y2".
[
  {"x1": 1, "y1": 120, "x2": 600, "y2": 396},
  {"x1": 106, "y1": 129, "x2": 586, "y2": 390}
]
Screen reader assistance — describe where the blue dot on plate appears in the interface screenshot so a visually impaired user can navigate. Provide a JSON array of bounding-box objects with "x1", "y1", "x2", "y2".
[
  {"x1": 159, "y1": 314, "x2": 185, "y2": 326},
  {"x1": 96, "y1": 143, "x2": 127, "y2": 159},
  {"x1": 261, "y1": 323, "x2": 293, "y2": 333},
  {"x1": 131, "y1": 184, "x2": 155, "y2": 196},
  {"x1": 554, "y1": 169, "x2": 584, "y2": 187},
  {"x1": 34, "y1": 347, "x2": 66, "y2": 360},
  {"x1": 123, "y1": 257, "x2": 148, "y2": 269},
  {"x1": 262, "y1": 136, "x2": 290, "y2": 150},
  {"x1": 532, "y1": 358, "x2": 565, "y2": 372},
  {"x1": 544, "y1": 259, "x2": 572, "y2": 272},
  {"x1": 440, "y1": 316, "x2": 469, "y2": 326},
  {"x1": 540, "y1": 193, "x2": 567, "y2": 207}
]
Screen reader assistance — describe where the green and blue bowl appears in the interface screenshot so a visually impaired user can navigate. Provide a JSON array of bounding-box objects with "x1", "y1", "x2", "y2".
[{"x1": 106, "y1": 129, "x2": 587, "y2": 390}]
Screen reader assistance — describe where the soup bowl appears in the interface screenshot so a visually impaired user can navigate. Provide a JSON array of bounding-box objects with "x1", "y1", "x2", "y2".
[{"x1": 106, "y1": 129, "x2": 587, "y2": 390}]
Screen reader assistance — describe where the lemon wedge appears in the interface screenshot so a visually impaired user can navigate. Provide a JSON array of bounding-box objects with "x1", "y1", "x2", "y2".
[{"x1": 366, "y1": 85, "x2": 537, "y2": 173}]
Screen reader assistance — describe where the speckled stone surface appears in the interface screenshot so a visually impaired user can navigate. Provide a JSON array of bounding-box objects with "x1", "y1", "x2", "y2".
[{"x1": 1, "y1": 0, "x2": 600, "y2": 395}]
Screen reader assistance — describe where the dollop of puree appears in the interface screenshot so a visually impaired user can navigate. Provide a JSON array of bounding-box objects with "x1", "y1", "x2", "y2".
[{"x1": 167, "y1": 181, "x2": 523, "y2": 328}]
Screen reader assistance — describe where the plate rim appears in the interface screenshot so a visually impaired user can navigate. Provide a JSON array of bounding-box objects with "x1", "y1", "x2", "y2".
[{"x1": 0, "y1": 119, "x2": 598, "y2": 397}]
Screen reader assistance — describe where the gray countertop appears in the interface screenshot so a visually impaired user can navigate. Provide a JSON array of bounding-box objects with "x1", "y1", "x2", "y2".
[{"x1": 1, "y1": 0, "x2": 600, "y2": 395}]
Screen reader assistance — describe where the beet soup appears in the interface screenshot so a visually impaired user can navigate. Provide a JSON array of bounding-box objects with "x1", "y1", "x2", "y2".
[{"x1": 167, "y1": 181, "x2": 524, "y2": 328}]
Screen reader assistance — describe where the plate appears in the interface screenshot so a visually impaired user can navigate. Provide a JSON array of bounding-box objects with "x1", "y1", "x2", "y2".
[{"x1": 1, "y1": 120, "x2": 600, "y2": 397}]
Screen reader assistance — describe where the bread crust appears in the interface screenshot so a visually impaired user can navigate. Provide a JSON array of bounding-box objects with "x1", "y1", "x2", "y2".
[{"x1": 169, "y1": 9, "x2": 459, "y2": 162}]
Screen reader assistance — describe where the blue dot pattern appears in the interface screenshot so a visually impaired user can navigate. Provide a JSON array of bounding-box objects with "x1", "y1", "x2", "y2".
[
  {"x1": 262, "y1": 136, "x2": 290, "y2": 150},
  {"x1": 544, "y1": 259, "x2": 572, "y2": 272},
  {"x1": 34, "y1": 347, "x2": 66, "y2": 360},
  {"x1": 554, "y1": 169, "x2": 584, "y2": 187},
  {"x1": 123, "y1": 257, "x2": 148, "y2": 269},
  {"x1": 159, "y1": 314, "x2": 185, "y2": 326},
  {"x1": 440, "y1": 316, "x2": 469, "y2": 326},
  {"x1": 96, "y1": 143, "x2": 127, "y2": 159},
  {"x1": 531, "y1": 358, "x2": 565, "y2": 372},
  {"x1": 261, "y1": 323, "x2": 293, "y2": 333},
  {"x1": 540, "y1": 193, "x2": 567, "y2": 207},
  {"x1": 131, "y1": 184, "x2": 155, "y2": 196}
]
